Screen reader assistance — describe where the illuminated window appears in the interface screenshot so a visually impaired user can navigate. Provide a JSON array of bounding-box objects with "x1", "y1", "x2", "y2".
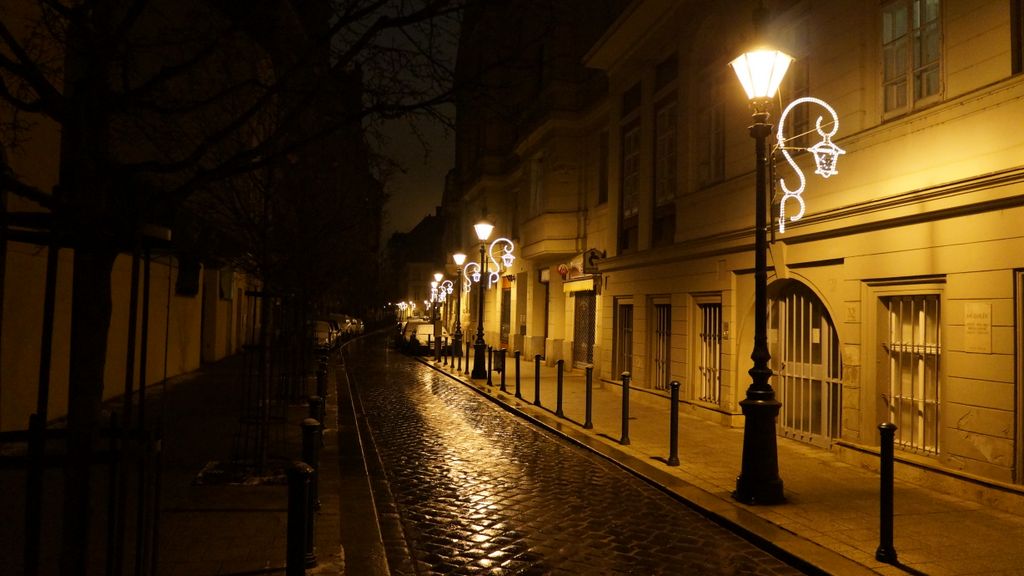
[
  {"x1": 882, "y1": 0, "x2": 941, "y2": 113},
  {"x1": 882, "y1": 293, "x2": 941, "y2": 454}
]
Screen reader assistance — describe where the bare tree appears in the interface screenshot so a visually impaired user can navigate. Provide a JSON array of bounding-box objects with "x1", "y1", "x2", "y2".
[{"x1": 1, "y1": 0, "x2": 463, "y2": 572}]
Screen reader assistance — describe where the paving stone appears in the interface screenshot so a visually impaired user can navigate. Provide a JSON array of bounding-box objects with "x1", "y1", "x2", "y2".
[{"x1": 344, "y1": 338, "x2": 808, "y2": 575}]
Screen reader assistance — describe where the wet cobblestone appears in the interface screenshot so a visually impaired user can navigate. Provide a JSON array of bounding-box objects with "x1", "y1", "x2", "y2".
[{"x1": 345, "y1": 339, "x2": 808, "y2": 575}]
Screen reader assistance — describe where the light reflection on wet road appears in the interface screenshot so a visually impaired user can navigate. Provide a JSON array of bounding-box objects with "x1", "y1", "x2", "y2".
[{"x1": 344, "y1": 337, "x2": 807, "y2": 575}]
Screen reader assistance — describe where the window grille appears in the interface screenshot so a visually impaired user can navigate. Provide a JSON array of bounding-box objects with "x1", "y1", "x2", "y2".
[
  {"x1": 883, "y1": 294, "x2": 941, "y2": 454},
  {"x1": 698, "y1": 303, "x2": 722, "y2": 404},
  {"x1": 652, "y1": 304, "x2": 671, "y2": 390},
  {"x1": 615, "y1": 303, "x2": 634, "y2": 376}
]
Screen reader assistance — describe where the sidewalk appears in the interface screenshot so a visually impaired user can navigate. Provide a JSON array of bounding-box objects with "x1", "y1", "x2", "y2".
[
  {"x1": 156, "y1": 352, "x2": 345, "y2": 576},
  {"x1": 421, "y1": 352, "x2": 1024, "y2": 576}
]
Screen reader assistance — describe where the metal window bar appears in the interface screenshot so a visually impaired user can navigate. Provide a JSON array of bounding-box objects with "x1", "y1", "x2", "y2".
[
  {"x1": 653, "y1": 304, "x2": 671, "y2": 390},
  {"x1": 616, "y1": 305, "x2": 634, "y2": 375},
  {"x1": 774, "y1": 290, "x2": 842, "y2": 444},
  {"x1": 886, "y1": 294, "x2": 940, "y2": 454},
  {"x1": 698, "y1": 303, "x2": 722, "y2": 404}
]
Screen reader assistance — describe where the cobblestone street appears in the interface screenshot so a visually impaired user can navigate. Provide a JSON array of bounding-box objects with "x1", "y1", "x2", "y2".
[{"x1": 342, "y1": 337, "x2": 809, "y2": 575}]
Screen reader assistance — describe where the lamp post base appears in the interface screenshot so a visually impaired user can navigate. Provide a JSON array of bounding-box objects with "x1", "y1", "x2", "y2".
[
  {"x1": 471, "y1": 340, "x2": 487, "y2": 379},
  {"x1": 733, "y1": 396, "x2": 785, "y2": 505}
]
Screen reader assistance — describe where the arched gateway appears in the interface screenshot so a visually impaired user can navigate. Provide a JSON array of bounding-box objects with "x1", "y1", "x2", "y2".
[{"x1": 768, "y1": 280, "x2": 843, "y2": 447}]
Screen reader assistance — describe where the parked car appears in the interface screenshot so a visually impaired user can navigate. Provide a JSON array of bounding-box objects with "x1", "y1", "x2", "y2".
[
  {"x1": 399, "y1": 319, "x2": 429, "y2": 351},
  {"x1": 408, "y1": 323, "x2": 451, "y2": 355}
]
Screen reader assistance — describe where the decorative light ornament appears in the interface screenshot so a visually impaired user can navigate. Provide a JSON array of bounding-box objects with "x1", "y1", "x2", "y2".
[
  {"x1": 438, "y1": 279, "x2": 453, "y2": 302},
  {"x1": 464, "y1": 261, "x2": 481, "y2": 290},
  {"x1": 486, "y1": 237, "x2": 516, "y2": 288},
  {"x1": 775, "y1": 96, "x2": 845, "y2": 233}
]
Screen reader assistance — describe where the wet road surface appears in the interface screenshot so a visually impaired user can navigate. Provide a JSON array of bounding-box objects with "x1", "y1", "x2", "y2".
[{"x1": 342, "y1": 337, "x2": 808, "y2": 575}]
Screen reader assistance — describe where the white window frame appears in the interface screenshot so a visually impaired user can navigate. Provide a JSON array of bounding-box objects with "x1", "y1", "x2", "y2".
[{"x1": 882, "y1": 0, "x2": 942, "y2": 115}]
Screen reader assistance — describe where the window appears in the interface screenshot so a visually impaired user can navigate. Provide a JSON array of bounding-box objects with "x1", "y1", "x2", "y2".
[
  {"x1": 530, "y1": 154, "x2": 544, "y2": 216},
  {"x1": 620, "y1": 122, "x2": 640, "y2": 252},
  {"x1": 882, "y1": 294, "x2": 941, "y2": 454},
  {"x1": 651, "y1": 302, "x2": 671, "y2": 390},
  {"x1": 614, "y1": 301, "x2": 634, "y2": 376},
  {"x1": 696, "y1": 301, "x2": 722, "y2": 405},
  {"x1": 653, "y1": 100, "x2": 677, "y2": 247},
  {"x1": 655, "y1": 54, "x2": 678, "y2": 92},
  {"x1": 883, "y1": 0, "x2": 941, "y2": 114},
  {"x1": 697, "y1": 75, "x2": 724, "y2": 186}
]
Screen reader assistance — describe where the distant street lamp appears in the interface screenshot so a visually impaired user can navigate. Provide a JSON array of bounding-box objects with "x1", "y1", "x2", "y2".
[
  {"x1": 729, "y1": 47, "x2": 792, "y2": 505},
  {"x1": 432, "y1": 272, "x2": 443, "y2": 359},
  {"x1": 452, "y1": 252, "x2": 467, "y2": 359},
  {"x1": 471, "y1": 221, "x2": 494, "y2": 378}
]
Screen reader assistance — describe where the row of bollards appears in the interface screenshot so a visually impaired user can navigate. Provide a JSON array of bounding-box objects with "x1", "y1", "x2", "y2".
[
  {"x1": 286, "y1": 357, "x2": 329, "y2": 575},
  {"x1": 446, "y1": 348, "x2": 901, "y2": 567}
]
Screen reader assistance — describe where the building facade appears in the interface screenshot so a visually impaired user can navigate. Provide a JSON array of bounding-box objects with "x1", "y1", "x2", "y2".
[{"x1": 448, "y1": 0, "x2": 1024, "y2": 491}]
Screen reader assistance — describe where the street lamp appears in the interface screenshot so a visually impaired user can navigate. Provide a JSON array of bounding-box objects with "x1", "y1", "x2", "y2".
[
  {"x1": 452, "y1": 253, "x2": 467, "y2": 360},
  {"x1": 471, "y1": 221, "x2": 494, "y2": 378},
  {"x1": 729, "y1": 47, "x2": 792, "y2": 505},
  {"x1": 432, "y1": 273, "x2": 443, "y2": 359}
]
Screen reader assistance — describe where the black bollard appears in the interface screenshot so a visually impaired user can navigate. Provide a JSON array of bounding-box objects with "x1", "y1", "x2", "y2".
[
  {"x1": 465, "y1": 340, "x2": 472, "y2": 375},
  {"x1": 286, "y1": 462, "x2": 315, "y2": 575},
  {"x1": 308, "y1": 395, "x2": 323, "y2": 421},
  {"x1": 302, "y1": 418, "x2": 321, "y2": 512},
  {"x1": 456, "y1": 341, "x2": 462, "y2": 372},
  {"x1": 620, "y1": 372, "x2": 631, "y2": 445},
  {"x1": 514, "y1": 351, "x2": 523, "y2": 399},
  {"x1": 555, "y1": 360, "x2": 565, "y2": 417},
  {"x1": 876, "y1": 422, "x2": 898, "y2": 563},
  {"x1": 499, "y1": 349, "x2": 508, "y2": 392},
  {"x1": 442, "y1": 337, "x2": 448, "y2": 366},
  {"x1": 315, "y1": 363, "x2": 326, "y2": 401},
  {"x1": 533, "y1": 354, "x2": 542, "y2": 407},
  {"x1": 584, "y1": 366, "x2": 594, "y2": 429},
  {"x1": 487, "y1": 346, "x2": 493, "y2": 386},
  {"x1": 668, "y1": 381, "x2": 680, "y2": 466}
]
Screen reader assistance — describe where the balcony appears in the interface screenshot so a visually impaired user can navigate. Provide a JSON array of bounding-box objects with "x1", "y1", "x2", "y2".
[{"x1": 519, "y1": 211, "x2": 580, "y2": 260}]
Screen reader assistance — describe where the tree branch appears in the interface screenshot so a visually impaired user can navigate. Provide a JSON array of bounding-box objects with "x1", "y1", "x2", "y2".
[{"x1": 0, "y1": 19, "x2": 65, "y2": 121}]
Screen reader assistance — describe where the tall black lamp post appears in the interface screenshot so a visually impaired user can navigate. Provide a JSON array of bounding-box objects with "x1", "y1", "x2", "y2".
[
  {"x1": 431, "y1": 272, "x2": 443, "y2": 359},
  {"x1": 471, "y1": 221, "x2": 494, "y2": 379},
  {"x1": 729, "y1": 48, "x2": 792, "y2": 505},
  {"x1": 452, "y1": 252, "x2": 466, "y2": 358}
]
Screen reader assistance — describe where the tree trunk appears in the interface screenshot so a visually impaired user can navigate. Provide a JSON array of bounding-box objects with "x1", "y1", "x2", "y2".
[{"x1": 61, "y1": 246, "x2": 117, "y2": 576}]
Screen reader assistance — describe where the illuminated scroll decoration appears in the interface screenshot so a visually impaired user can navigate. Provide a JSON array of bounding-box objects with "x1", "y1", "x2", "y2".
[
  {"x1": 776, "y1": 96, "x2": 845, "y2": 233},
  {"x1": 463, "y1": 262, "x2": 480, "y2": 292},
  {"x1": 486, "y1": 237, "x2": 516, "y2": 288}
]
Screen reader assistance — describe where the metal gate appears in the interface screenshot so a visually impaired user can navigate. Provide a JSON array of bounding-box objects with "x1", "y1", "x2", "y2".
[
  {"x1": 573, "y1": 291, "x2": 596, "y2": 367},
  {"x1": 769, "y1": 282, "x2": 842, "y2": 447}
]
